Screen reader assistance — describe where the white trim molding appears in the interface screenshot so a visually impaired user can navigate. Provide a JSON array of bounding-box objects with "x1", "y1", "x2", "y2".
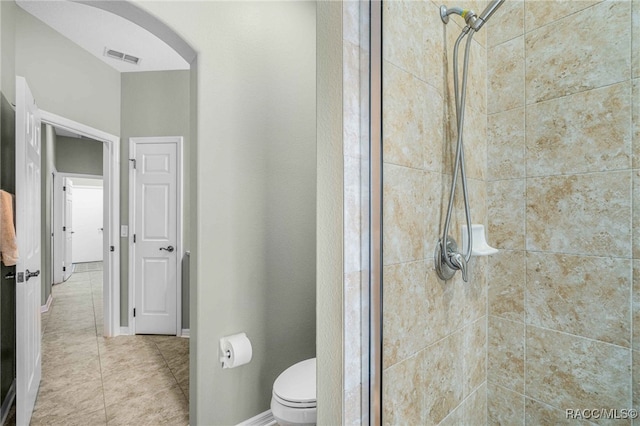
[
  {"x1": 41, "y1": 110, "x2": 120, "y2": 338},
  {"x1": 236, "y1": 410, "x2": 276, "y2": 426},
  {"x1": 119, "y1": 327, "x2": 131, "y2": 336},
  {"x1": 181, "y1": 329, "x2": 190, "y2": 338},
  {"x1": 40, "y1": 293, "x2": 53, "y2": 313}
]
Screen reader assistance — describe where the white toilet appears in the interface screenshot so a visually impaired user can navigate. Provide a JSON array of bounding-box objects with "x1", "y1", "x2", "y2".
[{"x1": 271, "y1": 358, "x2": 316, "y2": 426}]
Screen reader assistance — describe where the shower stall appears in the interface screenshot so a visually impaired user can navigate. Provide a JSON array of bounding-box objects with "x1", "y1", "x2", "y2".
[{"x1": 361, "y1": 0, "x2": 639, "y2": 423}]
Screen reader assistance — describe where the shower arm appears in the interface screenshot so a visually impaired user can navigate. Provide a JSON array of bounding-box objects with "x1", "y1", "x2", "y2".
[
  {"x1": 440, "y1": 6, "x2": 477, "y2": 28},
  {"x1": 440, "y1": 0, "x2": 505, "y2": 32}
]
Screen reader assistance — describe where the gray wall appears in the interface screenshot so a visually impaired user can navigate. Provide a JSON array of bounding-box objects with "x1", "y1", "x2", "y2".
[
  {"x1": 134, "y1": 2, "x2": 317, "y2": 423},
  {"x1": 0, "y1": 1, "x2": 18, "y2": 103},
  {"x1": 1, "y1": 0, "x2": 16, "y2": 105},
  {"x1": 55, "y1": 136, "x2": 103, "y2": 176},
  {"x1": 119, "y1": 70, "x2": 190, "y2": 329},
  {"x1": 15, "y1": 5, "x2": 120, "y2": 136},
  {"x1": 316, "y1": 2, "x2": 344, "y2": 423},
  {"x1": 8, "y1": 1, "x2": 117, "y2": 317}
]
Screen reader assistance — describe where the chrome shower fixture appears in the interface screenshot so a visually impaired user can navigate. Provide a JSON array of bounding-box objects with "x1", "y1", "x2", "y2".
[
  {"x1": 439, "y1": 6, "x2": 477, "y2": 27},
  {"x1": 440, "y1": 0, "x2": 505, "y2": 32},
  {"x1": 435, "y1": 0, "x2": 504, "y2": 282},
  {"x1": 473, "y1": 0, "x2": 506, "y2": 31}
]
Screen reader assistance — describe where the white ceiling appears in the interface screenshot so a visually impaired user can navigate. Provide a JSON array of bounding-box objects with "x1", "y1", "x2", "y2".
[{"x1": 16, "y1": 0, "x2": 190, "y2": 73}]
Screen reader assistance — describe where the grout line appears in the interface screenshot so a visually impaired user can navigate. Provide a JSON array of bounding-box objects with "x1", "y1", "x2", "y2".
[
  {"x1": 523, "y1": 9, "x2": 529, "y2": 417},
  {"x1": 488, "y1": 169, "x2": 636, "y2": 186},
  {"x1": 526, "y1": 322, "x2": 633, "y2": 351},
  {"x1": 90, "y1": 271, "x2": 109, "y2": 425},
  {"x1": 154, "y1": 341, "x2": 189, "y2": 402},
  {"x1": 629, "y1": 1, "x2": 636, "y2": 410},
  {"x1": 487, "y1": 72, "x2": 628, "y2": 119}
]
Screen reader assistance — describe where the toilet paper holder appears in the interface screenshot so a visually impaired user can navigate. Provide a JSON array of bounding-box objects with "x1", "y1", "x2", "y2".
[
  {"x1": 220, "y1": 351, "x2": 231, "y2": 367},
  {"x1": 219, "y1": 332, "x2": 253, "y2": 369}
]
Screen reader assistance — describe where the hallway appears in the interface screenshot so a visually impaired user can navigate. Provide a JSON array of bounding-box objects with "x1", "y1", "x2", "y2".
[{"x1": 29, "y1": 262, "x2": 189, "y2": 425}]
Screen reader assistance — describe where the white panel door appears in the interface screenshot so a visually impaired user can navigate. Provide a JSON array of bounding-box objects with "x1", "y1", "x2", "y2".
[
  {"x1": 132, "y1": 139, "x2": 179, "y2": 335},
  {"x1": 52, "y1": 175, "x2": 63, "y2": 284},
  {"x1": 63, "y1": 179, "x2": 73, "y2": 280},
  {"x1": 15, "y1": 76, "x2": 42, "y2": 426},
  {"x1": 72, "y1": 186, "x2": 103, "y2": 263}
]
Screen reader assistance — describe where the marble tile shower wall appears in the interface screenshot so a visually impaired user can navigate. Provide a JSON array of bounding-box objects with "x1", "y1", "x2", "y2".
[
  {"x1": 382, "y1": 1, "x2": 489, "y2": 424},
  {"x1": 486, "y1": 1, "x2": 639, "y2": 424}
]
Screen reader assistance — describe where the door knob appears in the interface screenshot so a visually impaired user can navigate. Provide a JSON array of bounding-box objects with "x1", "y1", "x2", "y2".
[
  {"x1": 159, "y1": 245, "x2": 174, "y2": 253},
  {"x1": 25, "y1": 269, "x2": 40, "y2": 281}
]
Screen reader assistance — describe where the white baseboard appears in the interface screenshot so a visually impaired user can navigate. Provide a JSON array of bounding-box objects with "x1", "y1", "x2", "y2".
[
  {"x1": 236, "y1": 409, "x2": 276, "y2": 426},
  {"x1": 119, "y1": 327, "x2": 188, "y2": 337},
  {"x1": 40, "y1": 293, "x2": 53, "y2": 313},
  {"x1": 0, "y1": 379, "x2": 15, "y2": 425}
]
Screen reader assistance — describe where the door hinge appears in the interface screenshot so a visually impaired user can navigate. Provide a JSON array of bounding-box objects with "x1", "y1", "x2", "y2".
[
  {"x1": 63, "y1": 186, "x2": 66, "y2": 191},
  {"x1": 62, "y1": 266, "x2": 66, "y2": 272},
  {"x1": 133, "y1": 308, "x2": 136, "y2": 317},
  {"x1": 133, "y1": 234, "x2": 136, "y2": 243},
  {"x1": 129, "y1": 159, "x2": 137, "y2": 169},
  {"x1": 110, "y1": 246, "x2": 115, "y2": 252},
  {"x1": 63, "y1": 226, "x2": 66, "y2": 231}
]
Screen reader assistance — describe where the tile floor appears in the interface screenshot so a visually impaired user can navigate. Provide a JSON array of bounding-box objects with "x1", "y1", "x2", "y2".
[{"x1": 26, "y1": 262, "x2": 189, "y2": 425}]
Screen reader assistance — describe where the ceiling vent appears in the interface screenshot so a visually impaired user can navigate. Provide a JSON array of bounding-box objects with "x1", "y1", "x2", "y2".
[{"x1": 104, "y1": 48, "x2": 140, "y2": 65}]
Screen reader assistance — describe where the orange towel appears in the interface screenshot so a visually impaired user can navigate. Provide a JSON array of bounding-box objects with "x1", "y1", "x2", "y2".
[{"x1": 0, "y1": 190, "x2": 18, "y2": 266}]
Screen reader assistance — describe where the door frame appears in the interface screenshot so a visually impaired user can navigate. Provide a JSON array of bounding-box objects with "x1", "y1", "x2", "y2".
[
  {"x1": 53, "y1": 173, "x2": 102, "y2": 279},
  {"x1": 128, "y1": 136, "x2": 183, "y2": 336},
  {"x1": 41, "y1": 110, "x2": 121, "y2": 337}
]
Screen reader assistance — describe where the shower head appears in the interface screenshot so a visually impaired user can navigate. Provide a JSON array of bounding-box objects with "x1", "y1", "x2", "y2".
[{"x1": 470, "y1": 0, "x2": 505, "y2": 31}]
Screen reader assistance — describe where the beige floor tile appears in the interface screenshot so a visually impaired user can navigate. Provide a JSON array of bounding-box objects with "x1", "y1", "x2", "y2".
[
  {"x1": 102, "y1": 365, "x2": 178, "y2": 407},
  {"x1": 168, "y1": 359, "x2": 189, "y2": 385},
  {"x1": 41, "y1": 358, "x2": 102, "y2": 385},
  {"x1": 106, "y1": 384, "x2": 188, "y2": 426},
  {"x1": 155, "y1": 337, "x2": 189, "y2": 362},
  {"x1": 44, "y1": 322, "x2": 98, "y2": 335},
  {"x1": 31, "y1": 408, "x2": 107, "y2": 426},
  {"x1": 178, "y1": 378, "x2": 189, "y2": 400},
  {"x1": 33, "y1": 264, "x2": 190, "y2": 424},
  {"x1": 99, "y1": 340, "x2": 167, "y2": 375},
  {"x1": 46, "y1": 312, "x2": 97, "y2": 325},
  {"x1": 33, "y1": 378, "x2": 104, "y2": 418},
  {"x1": 42, "y1": 339, "x2": 99, "y2": 360}
]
